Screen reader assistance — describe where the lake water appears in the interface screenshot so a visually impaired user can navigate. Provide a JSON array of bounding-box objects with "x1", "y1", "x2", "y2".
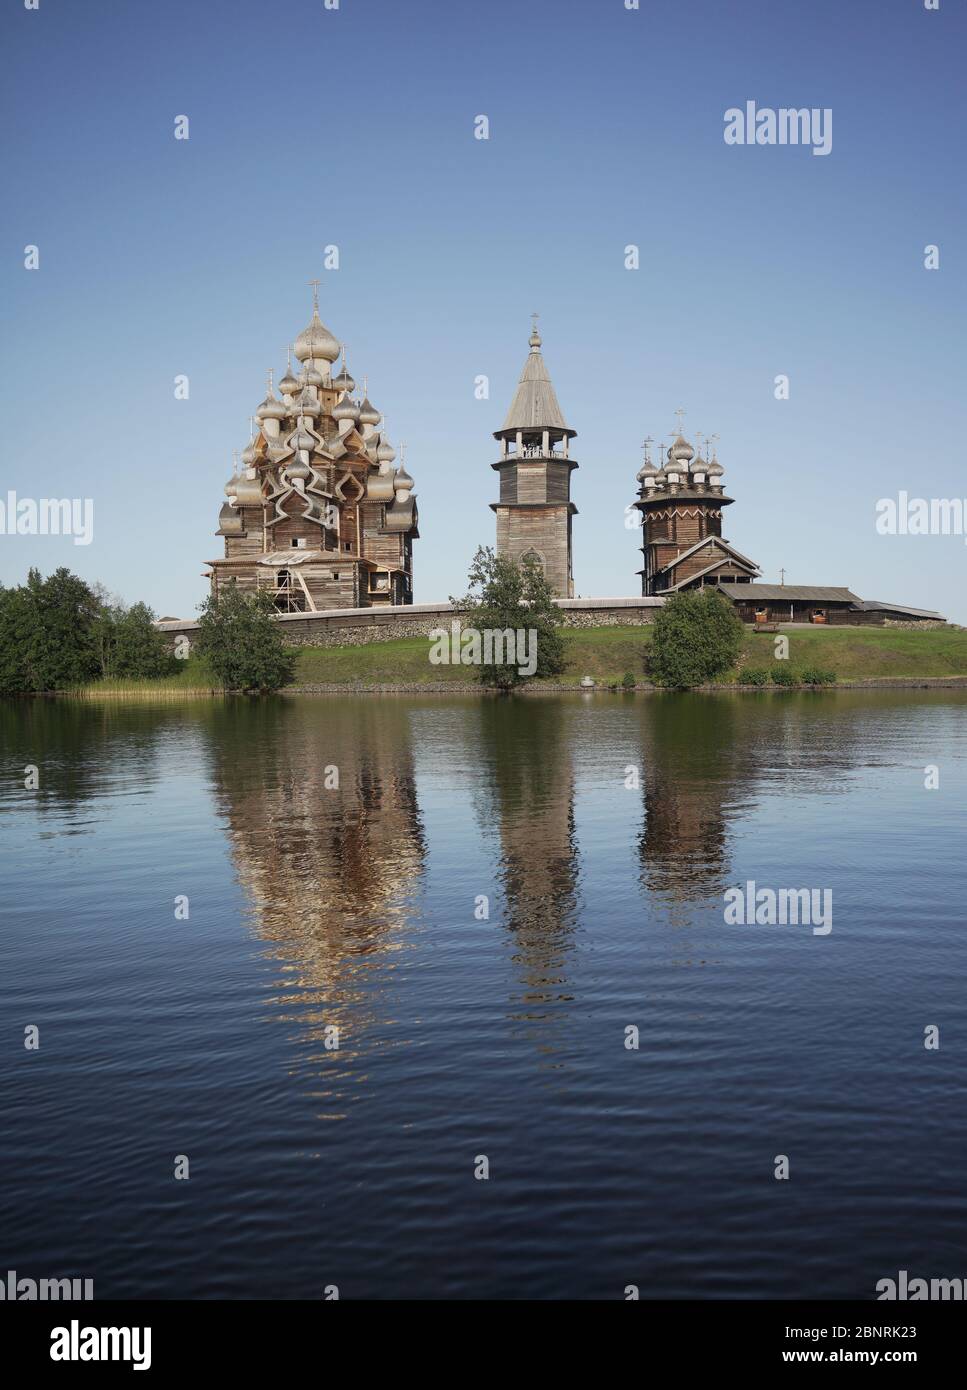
[{"x1": 1, "y1": 691, "x2": 966, "y2": 1300}]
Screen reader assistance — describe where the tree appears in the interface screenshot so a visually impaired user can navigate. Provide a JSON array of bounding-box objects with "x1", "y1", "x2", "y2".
[
  {"x1": 0, "y1": 567, "x2": 101, "y2": 692},
  {"x1": 104, "y1": 601, "x2": 178, "y2": 679},
  {"x1": 650, "y1": 588, "x2": 744, "y2": 689},
  {"x1": 196, "y1": 585, "x2": 295, "y2": 692},
  {"x1": 451, "y1": 546, "x2": 567, "y2": 689}
]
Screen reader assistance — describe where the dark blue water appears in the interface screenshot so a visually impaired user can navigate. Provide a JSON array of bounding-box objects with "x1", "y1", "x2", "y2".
[{"x1": 1, "y1": 692, "x2": 966, "y2": 1299}]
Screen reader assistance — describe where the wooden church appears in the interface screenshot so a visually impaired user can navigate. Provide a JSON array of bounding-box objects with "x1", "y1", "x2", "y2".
[{"x1": 206, "y1": 286, "x2": 418, "y2": 612}]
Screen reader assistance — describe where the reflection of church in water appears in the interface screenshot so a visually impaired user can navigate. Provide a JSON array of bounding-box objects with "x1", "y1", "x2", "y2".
[{"x1": 206, "y1": 699, "x2": 426, "y2": 1056}]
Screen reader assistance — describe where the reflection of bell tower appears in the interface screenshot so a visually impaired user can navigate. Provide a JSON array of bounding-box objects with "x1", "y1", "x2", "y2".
[
  {"x1": 472, "y1": 699, "x2": 581, "y2": 1009},
  {"x1": 491, "y1": 318, "x2": 577, "y2": 597}
]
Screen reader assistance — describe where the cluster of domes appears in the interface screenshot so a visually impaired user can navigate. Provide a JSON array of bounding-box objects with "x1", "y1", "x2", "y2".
[
  {"x1": 636, "y1": 431, "x2": 726, "y2": 492},
  {"x1": 223, "y1": 297, "x2": 416, "y2": 509}
]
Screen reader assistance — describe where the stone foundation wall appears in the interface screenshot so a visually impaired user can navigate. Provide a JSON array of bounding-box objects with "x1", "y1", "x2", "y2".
[
  {"x1": 157, "y1": 598, "x2": 663, "y2": 653},
  {"x1": 880, "y1": 618, "x2": 948, "y2": 630}
]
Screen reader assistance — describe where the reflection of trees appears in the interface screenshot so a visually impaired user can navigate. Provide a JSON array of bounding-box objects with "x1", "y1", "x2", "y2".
[
  {"x1": 471, "y1": 698, "x2": 581, "y2": 1018},
  {"x1": 205, "y1": 697, "x2": 425, "y2": 1099},
  {"x1": 0, "y1": 699, "x2": 190, "y2": 818},
  {"x1": 637, "y1": 694, "x2": 741, "y2": 903}
]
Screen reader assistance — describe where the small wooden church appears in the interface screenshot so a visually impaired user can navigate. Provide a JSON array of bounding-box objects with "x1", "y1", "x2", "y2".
[{"x1": 630, "y1": 419, "x2": 944, "y2": 626}]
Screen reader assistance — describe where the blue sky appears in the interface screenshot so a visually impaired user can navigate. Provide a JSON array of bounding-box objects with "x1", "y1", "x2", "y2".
[{"x1": 2, "y1": 0, "x2": 965, "y2": 619}]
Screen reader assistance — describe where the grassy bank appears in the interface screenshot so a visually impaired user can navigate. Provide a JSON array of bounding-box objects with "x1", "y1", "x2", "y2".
[
  {"x1": 291, "y1": 624, "x2": 967, "y2": 688},
  {"x1": 67, "y1": 625, "x2": 967, "y2": 695}
]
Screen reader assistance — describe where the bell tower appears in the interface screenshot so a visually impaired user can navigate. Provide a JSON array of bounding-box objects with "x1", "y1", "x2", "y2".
[{"x1": 491, "y1": 319, "x2": 577, "y2": 597}]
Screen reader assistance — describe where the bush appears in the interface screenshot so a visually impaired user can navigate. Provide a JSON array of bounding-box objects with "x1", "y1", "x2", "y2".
[
  {"x1": 743, "y1": 667, "x2": 769, "y2": 686},
  {"x1": 196, "y1": 586, "x2": 296, "y2": 692},
  {"x1": 621, "y1": 671, "x2": 636, "y2": 690},
  {"x1": 800, "y1": 666, "x2": 837, "y2": 686},
  {"x1": 94, "y1": 600, "x2": 179, "y2": 680},
  {"x1": 770, "y1": 664, "x2": 799, "y2": 686},
  {"x1": 650, "y1": 589, "x2": 744, "y2": 689},
  {"x1": 0, "y1": 567, "x2": 102, "y2": 692},
  {"x1": 450, "y1": 546, "x2": 566, "y2": 689}
]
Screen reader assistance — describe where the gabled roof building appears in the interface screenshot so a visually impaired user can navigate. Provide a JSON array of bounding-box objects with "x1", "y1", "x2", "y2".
[{"x1": 630, "y1": 420, "x2": 945, "y2": 624}]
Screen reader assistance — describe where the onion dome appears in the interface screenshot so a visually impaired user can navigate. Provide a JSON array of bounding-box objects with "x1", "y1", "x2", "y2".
[
  {"x1": 283, "y1": 459, "x2": 312, "y2": 483},
  {"x1": 300, "y1": 361, "x2": 324, "y2": 389},
  {"x1": 224, "y1": 471, "x2": 241, "y2": 499},
  {"x1": 241, "y1": 440, "x2": 260, "y2": 468},
  {"x1": 707, "y1": 456, "x2": 724, "y2": 478},
  {"x1": 376, "y1": 436, "x2": 396, "y2": 463},
  {"x1": 294, "y1": 387, "x2": 320, "y2": 417},
  {"x1": 232, "y1": 471, "x2": 264, "y2": 506},
  {"x1": 294, "y1": 308, "x2": 340, "y2": 363},
  {"x1": 256, "y1": 392, "x2": 286, "y2": 422},
  {"x1": 279, "y1": 365, "x2": 300, "y2": 397},
  {"x1": 669, "y1": 434, "x2": 694, "y2": 463},
  {"x1": 358, "y1": 396, "x2": 381, "y2": 427},
  {"x1": 636, "y1": 460, "x2": 659, "y2": 482},
  {"x1": 394, "y1": 466, "x2": 414, "y2": 492},
  {"x1": 333, "y1": 395, "x2": 359, "y2": 422},
  {"x1": 332, "y1": 365, "x2": 355, "y2": 394},
  {"x1": 293, "y1": 429, "x2": 317, "y2": 452}
]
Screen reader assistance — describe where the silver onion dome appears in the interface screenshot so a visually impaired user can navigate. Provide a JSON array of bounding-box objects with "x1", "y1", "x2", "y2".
[
  {"x1": 294, "y1": 309, "x2": 340, "y2": 364},
  {"x1": 256, "y1": 393, "x2": 286, "y2": 422}
]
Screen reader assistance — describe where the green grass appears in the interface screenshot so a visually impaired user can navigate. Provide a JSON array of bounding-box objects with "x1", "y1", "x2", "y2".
[
  {"x1": 75, "y1": 657, "x2": 220, "y2": 697},
  {"x1": 69, "y1": 625, "x2": 967, "y2": 694},
  {"x1": 291, "y1": 624, "x2": 967, "y2": 688},
  {"x1": 735, "y1": 626, "x2": 967, "y2": 681}
]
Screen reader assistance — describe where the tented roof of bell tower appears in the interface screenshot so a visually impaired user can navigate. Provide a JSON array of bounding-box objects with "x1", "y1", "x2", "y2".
[{"x1": 498, "y1": 326, "x2": 574, "y2": 435}]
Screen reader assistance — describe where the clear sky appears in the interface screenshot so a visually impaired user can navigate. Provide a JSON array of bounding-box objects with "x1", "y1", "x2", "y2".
[{"x1": 2, "y1": 0, "x2": 965, "y2": 619}]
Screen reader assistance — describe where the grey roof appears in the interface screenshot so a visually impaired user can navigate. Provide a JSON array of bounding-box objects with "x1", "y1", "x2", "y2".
[
  {"x1": 717, "y1": 583, "x2": 861, "y2": 603},
  {"x1": 657, "y1": 534, "x2": 760, "y2": 575},
  {"x1": 499, "y1": 331, "x2": 572, "y2": 433},
  {"x1": 857, "y1": 599, "x2": 945, "y2": 619}
]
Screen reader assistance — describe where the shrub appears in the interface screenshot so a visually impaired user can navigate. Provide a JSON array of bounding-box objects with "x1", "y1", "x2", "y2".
[
  {"x1": 450, "y1": 546, "x2": 566, "y2": 689},
  {"x1": 95, "y1": 600, "x2": 179, "y2": 679},
  {"x1": 0, "y1": 567, "x2": 102, "y2": 692},
  {"x1": 621, "y1": 671, "x2": 636, "y2": 690},
  {"x1": 196, "y1": 586, "x2": 295, "y2": 692},
  {"x1": 650, "y1": 589, "x2": 744, "y2": 689},
  {"x1": 800, "y1": 666, "x2": 837, "y2": 686},
  {"x1": 743, "y1": 667, "x2": 769, "y2": 686},
  {"x1": 770, "y1": 664, "x2": 799, "y2": 686}
]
